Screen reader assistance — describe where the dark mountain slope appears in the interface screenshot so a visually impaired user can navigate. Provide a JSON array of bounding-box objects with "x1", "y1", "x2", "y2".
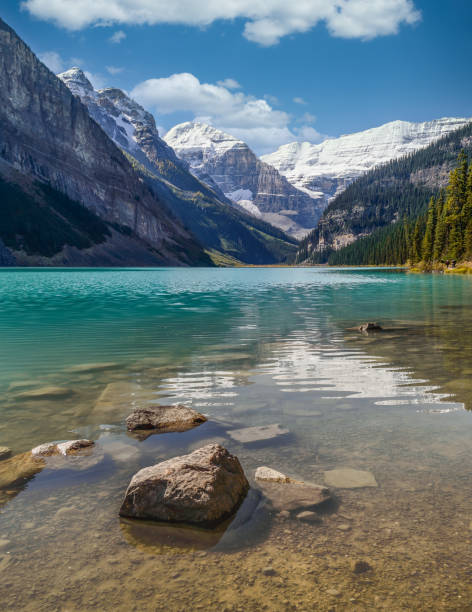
[{"x1": 0, "y1": 18, "x2": 211, "y2": 266}]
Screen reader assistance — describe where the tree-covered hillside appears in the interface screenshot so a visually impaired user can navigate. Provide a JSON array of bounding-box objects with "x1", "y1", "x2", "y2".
[{"x1": 296, "y1": 122, "x2": 472, "y2": 265}]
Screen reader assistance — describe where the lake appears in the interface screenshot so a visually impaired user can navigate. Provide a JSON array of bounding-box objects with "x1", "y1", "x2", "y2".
[{"x1": 1, "y1": 267, "x2": 472, "y2": 611}]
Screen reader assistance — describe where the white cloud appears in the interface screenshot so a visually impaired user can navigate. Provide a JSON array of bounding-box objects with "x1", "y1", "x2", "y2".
[
  {"x1": 23, "y1": 0, "x2": 421, "y2": 45},
  {"x1": 216, "y1": 78, "x2": 241, "y2": 90},
  {"x1": 293, "y1": 97, "x2": 307, "y2": 105},
  {"x1": 38, "y1": 50, "x2": 64, "y2": 73},
  {"x1": 131, "y1": 72, "x2": 324, "y2": 154},
  {"x1": 106, "y1": 65, "x2": 124, "y2": 75},
  {"x1": 109, "y1": 30, "x2": 126, "y2": 43}
]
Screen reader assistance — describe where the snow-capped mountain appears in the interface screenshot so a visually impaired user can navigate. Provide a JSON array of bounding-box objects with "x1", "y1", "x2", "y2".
[
  {"x1": 262, "y1": 118, "x2": 472, "y2": 201},
  {"x1": 58, "y1": 68, "x2": 297, "y2": 264},
  {"x1": 58, "y1": 68, "x2": 192, "y2": 185},
  {"x1": 164, "y1": 122, "x2": 322, "y2": 238}
]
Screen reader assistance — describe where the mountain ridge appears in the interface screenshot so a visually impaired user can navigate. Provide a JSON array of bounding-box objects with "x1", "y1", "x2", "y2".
[
  {"x1": 164, "y1": 121, "x2": 323, "y2": 238},
  {"x1": 59, "y1": 71, "x2": 297, "y2": 264},
  {"x1": 263, "y1": 117, "x2": 472, "y2": 210}
]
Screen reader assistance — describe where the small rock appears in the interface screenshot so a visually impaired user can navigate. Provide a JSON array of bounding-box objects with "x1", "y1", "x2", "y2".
[
  {"x1": 358, "y1": 322, "x2": 383, "y2": 333},
  {"x1": 277, "y1": 510, "x2": 291, "y2": 519},
  {"x1": 326, "y1": 589, "x2": 341, "y2": 597},
  {"x1": 262, "y1": 567, "x2": 277, "y2": 576},
  {"x1": 119, "y1": 444, "x2": 249, "y2": 525},
  {"x1": 31, "y1": 439, "x2": 94, "y2": 457},
  {"x1": 126, "y1": 405, "x2": 206, "y2": 433},
  {"x1": 337, "y1": 524, "x2": 351, "y2": 531},
  {"x1": 324, "y1": 468, "x2": 378, "y2": 489},
  {"x1": 296, "y1": 511, "x2": 321, "y2": 523},
  {"x1": 0, "y1": 447, "x2": 11, "y2": 461},
  {"x1": 228, "y1": 424, "x2": 289, "y2": 444},
  {"x1": 351, "y1": 560, "x2": 373, "y2": 574},
  {"x1": 254, "y1": 466, "x2": 291, "y2": 483}
]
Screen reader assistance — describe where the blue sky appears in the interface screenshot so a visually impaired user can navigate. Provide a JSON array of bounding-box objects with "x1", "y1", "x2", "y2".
[{"x1": 2, "y1": 0, "x2": 472, "y2": 154}]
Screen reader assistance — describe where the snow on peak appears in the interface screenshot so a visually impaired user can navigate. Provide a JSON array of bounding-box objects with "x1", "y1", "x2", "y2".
[
  {"x1": 262, "y1": 117, "x2": 472, "y2": 199},
  {"x1": 58, "y1": 67, "x2": 95, "y2": 98},
  {"x1": 164, "y1": 122, "x2": 248, "y2": 158}
]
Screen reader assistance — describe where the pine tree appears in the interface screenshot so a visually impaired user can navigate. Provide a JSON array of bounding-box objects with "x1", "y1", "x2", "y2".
[
  {"x1": 464, "y1": 219, "x2": 472, "y2": 260},
  {"x1": 410, "y1": 218, "x2": 423, "y2": 263},
  {"x1": 422, "y1": 196, "x2": 436, "y2": 262},
  {"x1": 444, "y1": 151, "x2": 469, "y2": 260},
  {"x1": 433, "y1": 191, "x2": 446, "y2": 261}
]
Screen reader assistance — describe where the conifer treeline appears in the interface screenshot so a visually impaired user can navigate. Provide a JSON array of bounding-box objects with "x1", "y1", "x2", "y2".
[
  {"x1": 323, "y1": 152, "x2": 472, "y2": 266},
  {"x1": 410, "y1": 151, "x2": 472, "y2": 264}
]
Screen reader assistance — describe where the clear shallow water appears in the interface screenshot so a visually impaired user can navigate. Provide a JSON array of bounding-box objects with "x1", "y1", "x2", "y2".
[{"x1": 1, "y1": 267, "x2": 472, "y2": 610}]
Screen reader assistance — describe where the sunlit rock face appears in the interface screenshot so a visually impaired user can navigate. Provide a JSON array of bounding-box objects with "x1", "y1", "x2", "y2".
[
  {"x1": 164, "y1": 122, "x2": 323, "y2": 238},
  {"x1": 58, "y1": 68, "x2": 188, "y2": 183}
]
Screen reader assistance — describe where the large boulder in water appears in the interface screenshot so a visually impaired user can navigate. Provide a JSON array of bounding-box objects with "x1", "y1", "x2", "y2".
[
  {"x1": 125, "y1": 404, "x2": 206, "y2": 434},
  {"x1": 119, "y1": 443, "x2": 249, "y2": 525}
]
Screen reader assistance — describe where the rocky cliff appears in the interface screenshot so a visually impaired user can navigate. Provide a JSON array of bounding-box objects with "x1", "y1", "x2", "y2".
[
  {"x1": 0, "y1": 18, "x2": 210, "y2": 266},
  {"x1": 263, "y1": 118, "x2": 472, "y2": 210},
  {"x1": 164, "y1": 122, "x2": 322, "y2": 238}
]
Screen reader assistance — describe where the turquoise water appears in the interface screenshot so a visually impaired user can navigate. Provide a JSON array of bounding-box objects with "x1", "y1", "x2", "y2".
[{"x1": 1, "y1": 267, "x2": 472, "y2": 610}]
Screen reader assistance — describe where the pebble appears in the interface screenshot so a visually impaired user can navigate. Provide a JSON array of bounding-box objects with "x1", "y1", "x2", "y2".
[
  {"x1": 262, "y1": 567, "x2": 277, "y2": 576},
  {"x1": 351, "y1": 560, "x2": 373, "y2": 574},
  {"x1": 338, "y1": 524, "x2": 351, "y2": 531},
  {"x1": 296, "y1": 511, "x2": 321, "y2": 523},
  {"x1": 326, "y1": 589, "x2": 341, "y2": 597}
]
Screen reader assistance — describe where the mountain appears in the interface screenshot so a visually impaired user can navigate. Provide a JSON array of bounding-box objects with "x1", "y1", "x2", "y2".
[
  {"x1": 263, "y1": 118, "x2": 472, "y2": 211},
  {"x1": 59, "y1": 72, "x2": 297, "y2": 264},
  {"x1": 295, "y1": 121, "x2": 472, "y2": 265},
  {"x1": 0, "y1": 18, "x2": 211, "y2": 267},
  {"x1": 164, "y1": 122, "x2": 322, "y2": 238}
]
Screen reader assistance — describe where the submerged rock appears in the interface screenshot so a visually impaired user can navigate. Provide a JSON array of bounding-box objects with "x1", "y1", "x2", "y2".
[
  {"x1": 0, "y1": 447, "x2": 11, "y2": 460},
  {"x1": 126, "y1": 405, "x2": 206, "y2": 433},
  {"x1": 358, "y1": 322, "x2": 383, "y2": 333},
  {"x1": 0, "y1": 440, "x2": 98, "y2": 495},
  {"x1": 31, "y1": 439, "x2": 94, "y2": 457},
  {"x1": 0, "y1": 452, "x2": 45, "y2": 489},
  {"x1": 228, "y1": 424, "x2": 289, "y2": 444},
  {"x1": 65, "y1": 362, "x2": 120, "y2": 373},
  {"x1": 258, "y1": 480, "x2": 330, "y2": 512},
  {"x1": 14, "y1": 386, "x2": 75, "y2": 400},
  {"x1": 93, "y1": 381, "x2": 155, "y2": 418},
  {"x1": 119, "y1": 443, "x2": 249, "y2": 525},
  {"x1": 351, "y1": 560, "x2": 373, "y2": 574},
  {"x1": 324, "y1": 468, "x2": 378, "y2": 489}
]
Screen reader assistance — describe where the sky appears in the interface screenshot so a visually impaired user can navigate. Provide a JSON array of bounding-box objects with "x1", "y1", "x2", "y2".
[{"x1": 2, "y1": 0, "x2": 472, "y2": 154}]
